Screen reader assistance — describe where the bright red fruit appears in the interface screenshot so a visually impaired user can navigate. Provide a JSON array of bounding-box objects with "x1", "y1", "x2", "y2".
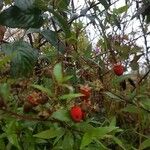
[
  {"x1": 113, "y1": 64, "x2": 124, "y2": 76},
  {"x1": 80, "y1": 85, "x2": 91, "y2": 99},
  {"x1": 70, "y1": 106, "x2": 83, "y2": 122}
]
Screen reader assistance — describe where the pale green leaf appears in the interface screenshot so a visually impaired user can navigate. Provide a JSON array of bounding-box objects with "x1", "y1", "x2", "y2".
[{"x1": 53, "y1": 63, "x2": 63, "y2": 83}]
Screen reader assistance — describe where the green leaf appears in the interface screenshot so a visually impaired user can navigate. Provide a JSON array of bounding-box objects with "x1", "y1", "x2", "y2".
[
  {"x1": 63, "y1": 132, "x2": 74, "y2": 150},
  {"x1": 41, "y1": 30, "x2": 58, "y2": 47},
  {"x1": 14, "y1": 0, "x2": 34, "y2": 11},
  {"x1": 59, "y1": 93, "x2": 83, "y2": 101},
  {"x1": 8, "y1": 134, "x2": 21, "y2": 149},
  {"x1": 57, "y1": 0, "x2": 70, "y2": 11},
  {"x1": 122, "y1": 105, "x2": 139, "y2": 113},
  {"x1": 111, "y1": 136, "x2": 126, "y2": 150},
  {"x1": 113, "y1": 5, "x2": 129, "y2": 14},
  {"x1": 140, "y1": 138, "x2": 150, "y2": 150},
  {"x1": 104, "y1": 92, "x2": 122, "y2": 101},
  {"x1": 34, "y1": 128, "x2": 63, "y2": 139},
  {"x1": 109, "y1": 117, "x2": 116, "y2": 127},
  {"x1": 53, "y1": 63, "x2": 63, "y2": 83},
  {"x1": 0, "y1": 6, "x2": 43, "y2": 28},
  {"x1": 2, "y1": 41, "x2": 38, "y2": 77},
  {"x1": 0, "y1": 83, "x2": 10, "y2": 100},
  {"x1": 51, "y1": 109, "x2": 71, "y2": 122},
  {"x1": 80, "y1": 126, "x2": 118, "y2": 149},
  {"x1": 48, "y1": 8, "x2": 71, "y2": 38},
  {"x1": 31, "y1": 84, "x2": 52, "y2": 96}
]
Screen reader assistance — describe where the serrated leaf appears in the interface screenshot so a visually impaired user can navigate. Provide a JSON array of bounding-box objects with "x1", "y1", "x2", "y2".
[
  {"x1": 14, "y1": 0, "x2": 35, "y2": 11},
  {"x1": 2, "y1": 41, "x2": 38, "y2": 77},
  {"x1": 31, "y1": 84, "x2": 52, "y2": 96},
  {"x1": 34, "y1": 128, "x2": 62, "y2": 139},
  {"x1": 0, "y1": 6, "x2": 43, "y2": 28},
  {"x1": 59, "y1": 93, "x2": 83, "y2": 101},
  {"x1": 51, "y1": 109, "x2": 71, "y2": 122},
  {"x1": 53, "y1": 63, "x2": 63, "y2": 83}
]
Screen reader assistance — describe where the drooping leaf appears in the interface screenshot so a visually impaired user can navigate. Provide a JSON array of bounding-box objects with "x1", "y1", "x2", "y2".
[
  {"x1": 0, "y1": 6, "x2": 43, "y2": 28},
  {"x1": 2, "y1": 41, "x2": 38, "y2": 77}
]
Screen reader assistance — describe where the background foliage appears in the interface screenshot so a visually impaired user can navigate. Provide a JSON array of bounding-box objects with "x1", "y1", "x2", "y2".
[{"x1": 0, "y1": 0, "x2": 150, "y2": 149}]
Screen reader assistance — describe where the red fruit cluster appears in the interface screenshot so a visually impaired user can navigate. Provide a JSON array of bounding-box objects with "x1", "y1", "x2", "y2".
[
  {"x1": 70, "y1": 106, "x2": 85, "y2": 122},
  {"x1": 80, "y1": 85, "x2": 91, "y2": 100},
  {"x1": 113, "y1": 64, "x2": 124, "y2": 76}
]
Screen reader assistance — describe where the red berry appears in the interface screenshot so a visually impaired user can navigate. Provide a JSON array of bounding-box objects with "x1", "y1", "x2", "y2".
[
  {"x1": 80, "y1": 85, "x2": 91, "y2": 99},
  {"x1": 27, "y1": 95, "x2": 39, "y2": 106},
  {"x1": 70, "y1": 106, "x2": 83, "y2": 122},
  {"x1": 113, "y1": 64, "x2": 124, "y2": 76}
]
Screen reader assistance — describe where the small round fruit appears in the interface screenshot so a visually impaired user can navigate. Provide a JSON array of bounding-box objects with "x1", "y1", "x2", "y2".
[
  {"x1": 70, "y1": 106, "x2": 83, "y2": 122},
  {"x1": 113, "y1": 64, "x2": 124, "y2": 76},
  {"x1": 27, "y1": 95, "x2": 39, "y2": 107},
  {"x1": 80, "y1": 85, "x2": 91, "y2": 99}
]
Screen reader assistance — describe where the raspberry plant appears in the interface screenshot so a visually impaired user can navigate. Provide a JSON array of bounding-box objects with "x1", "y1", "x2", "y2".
[{"x1": 0, "y1": 0, "x2": 150, "y2": 149}]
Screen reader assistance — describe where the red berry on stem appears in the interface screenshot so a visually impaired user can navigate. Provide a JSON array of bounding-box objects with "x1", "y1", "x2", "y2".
[
  {"x1": 70, "y1": 106, "x2": 83, "y2": 122},
  {"x1": 113, "y1": 64, "x2": 124, "y2": 76}
]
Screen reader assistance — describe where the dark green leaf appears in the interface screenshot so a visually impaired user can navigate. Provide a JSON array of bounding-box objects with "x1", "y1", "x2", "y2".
[
  {"x1": 14, "y1": 0, "x2": 34, "y2": 10},
  {"x1": 48, "y1": 8, "x2": 71, "y2": 38},
  {"x1": 0, "y1": 6, "x2": 43, "y2": 28},
  {"x1": 2, "y1": 41, "x2": 38, "y2": 77},
  {"x1": 98, "y1": 0, "x2": 109, "y2": 9}
]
